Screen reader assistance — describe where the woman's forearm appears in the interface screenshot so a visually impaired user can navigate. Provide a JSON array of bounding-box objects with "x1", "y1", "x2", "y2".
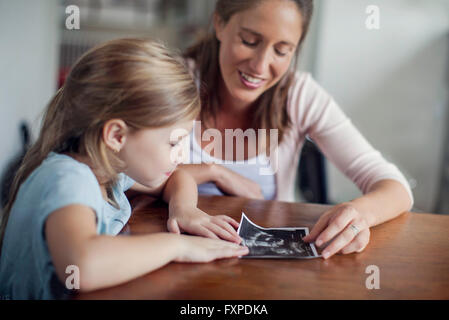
[
  {"x1": 178, "y1": 163, "x2": 265, "y2": 199},
  {"x1": 349, "y1": 179, "x2": 413, "y2": 227},
  {"x1": 78, "y1": 233, "x2": 180, "y2": 292}
]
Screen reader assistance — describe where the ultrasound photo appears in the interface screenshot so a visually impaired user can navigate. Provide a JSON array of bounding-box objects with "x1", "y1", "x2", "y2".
[{"x1": 237, "y1": 213, "x2": 320, "y2": 259}]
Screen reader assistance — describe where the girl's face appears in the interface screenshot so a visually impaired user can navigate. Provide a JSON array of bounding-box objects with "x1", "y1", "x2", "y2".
[
  {"x1": 215, "y1": 0, "x2": 303, "y2": 107},
  {"x1": 120, "y1": 120, "x2": 193, "y2": 189}
]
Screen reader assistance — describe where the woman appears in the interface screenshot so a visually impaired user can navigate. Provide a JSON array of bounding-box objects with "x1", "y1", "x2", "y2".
[{"x1": 174, "y1": 0, "x2": 413, "y2": 259}]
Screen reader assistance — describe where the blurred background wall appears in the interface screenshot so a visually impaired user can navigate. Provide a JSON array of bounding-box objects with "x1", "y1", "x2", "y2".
[
  {"x1": 0, "y1": 0, "x2": 59, "y2": 181},
  {"x1": 311, "y1": 0, "x2": 449, "y2": 213},
  {"x1": 0, "y1": 0, "x2": 448, "y2": 213}
]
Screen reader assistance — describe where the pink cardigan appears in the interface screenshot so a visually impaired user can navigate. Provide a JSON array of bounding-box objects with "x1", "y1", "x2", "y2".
[
  {"x1": 187, "y1": 60, "x2": 414, "y2": 206},
  {"x1": 275, "y1": 72, "x2": 413, "y2": 205}
]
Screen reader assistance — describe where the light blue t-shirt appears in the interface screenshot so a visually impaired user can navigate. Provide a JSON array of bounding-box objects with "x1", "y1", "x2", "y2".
[{"x1": 0, "y1": 152, "x2": 135, "y2": 300}]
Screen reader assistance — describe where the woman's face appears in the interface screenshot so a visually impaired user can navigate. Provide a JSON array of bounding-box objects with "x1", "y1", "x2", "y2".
[{"x1": 215, "y1": 0, "x2": 303, "y2": 107}]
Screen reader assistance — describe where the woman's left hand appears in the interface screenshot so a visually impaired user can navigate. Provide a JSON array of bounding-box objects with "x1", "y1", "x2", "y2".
[{"x1": 302, "y1": 203, "x2": 371, "y2": 259}]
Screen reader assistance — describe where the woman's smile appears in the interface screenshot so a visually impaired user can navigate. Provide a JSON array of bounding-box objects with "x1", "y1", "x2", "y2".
[{"x1": 238, "y1": 70, "x2": 266, "y2": 89}]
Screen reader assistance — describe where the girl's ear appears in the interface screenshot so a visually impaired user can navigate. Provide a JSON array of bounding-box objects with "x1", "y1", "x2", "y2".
[
  {"x1": 213, "y1": 13, "x2": 225, "y2": 42},
  {"x1": 102, "y1": 119, "x2": 128, "y2": 153}
]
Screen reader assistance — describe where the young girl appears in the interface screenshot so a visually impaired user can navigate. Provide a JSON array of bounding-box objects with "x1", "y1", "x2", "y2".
[{"x1": 0, "y1": 38, "x2": 248, "y2": 300}]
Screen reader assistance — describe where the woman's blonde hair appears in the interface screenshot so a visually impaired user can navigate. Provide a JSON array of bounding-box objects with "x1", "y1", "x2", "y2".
[
  {"x1": 0, "y1": 38, "x2": 200, "y2": 251},
  {"x1": 184, "y1": 0, "x2": 314, "y2": 143}
]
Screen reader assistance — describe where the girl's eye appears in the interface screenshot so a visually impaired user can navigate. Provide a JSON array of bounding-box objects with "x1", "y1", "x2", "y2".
[{"x1": 170, "y1": 142, "x2": 179, "y2": 147}]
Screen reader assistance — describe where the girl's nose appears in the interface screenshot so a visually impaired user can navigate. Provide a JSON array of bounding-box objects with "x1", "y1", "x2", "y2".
[{"x1": 171, "y1": 145, "x2": 185, "y2": 165}]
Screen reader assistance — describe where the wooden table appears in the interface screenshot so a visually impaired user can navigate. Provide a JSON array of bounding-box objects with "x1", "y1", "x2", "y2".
[{"x1": 78, "y1": 195, "x2": 449, "y2": 300}]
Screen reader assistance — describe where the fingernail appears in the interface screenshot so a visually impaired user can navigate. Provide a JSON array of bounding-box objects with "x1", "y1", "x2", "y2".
[
  {"x1": 322, "y1": 251, "x2": 330, "y2": 259},
  {"x1": 315, "y1": 239, "x2": 323, "y2": 247}
]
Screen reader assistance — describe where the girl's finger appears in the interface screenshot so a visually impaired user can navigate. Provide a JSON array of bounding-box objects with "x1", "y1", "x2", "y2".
[
  {"x1": 321, "y1": 221, "x2": 360, "y2": 259},
  {"x1": 313, "y1": 208, "x2": 357, "y2": 246},
  {"x1": 219, "y1": 215, "x2": 240, "y2": 229},
  {"x1": 204, "y1": 223, "x2": 236, "y2": 242},
  {"x1": 215, "y1": 245, "x2": 249, "y2": 260},
  {"x1": 213, "y1": 217, "x2": 241, "y2": 241},
  {"x1": 167, "y1": 218, "x2": 180, "y2": 234},
  {"x1": 225, "y1": 245, "x2": 249, "y2": 257},
  {"x1": 196, "y1": 225, "x2": 220, "y2": 240}
]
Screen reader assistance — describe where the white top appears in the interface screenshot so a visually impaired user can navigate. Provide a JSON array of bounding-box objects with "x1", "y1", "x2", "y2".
[{"x1": 189, "y1": 121, "x2": 276, "y2": 200}]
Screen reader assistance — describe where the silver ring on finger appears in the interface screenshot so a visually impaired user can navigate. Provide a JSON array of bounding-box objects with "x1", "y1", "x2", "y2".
[{"x1": 349, "y1": 224, "x2": 360, "y2": 235}]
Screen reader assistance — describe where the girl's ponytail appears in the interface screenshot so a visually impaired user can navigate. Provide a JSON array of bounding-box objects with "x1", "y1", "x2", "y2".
[{"x1": 0, "y1": 87, "x2": 65, "y2": 254}]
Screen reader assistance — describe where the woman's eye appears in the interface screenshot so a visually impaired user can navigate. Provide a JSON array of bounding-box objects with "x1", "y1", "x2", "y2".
[
  {"x1": 275, "y1": 48, "x2": 288, "y2": 57},
  {"x1": 242, "y1": 38, "x2": 258, "y2": 47},
  {"x1": 170, "y1": 142, "x2": 179, "y2": 147}
]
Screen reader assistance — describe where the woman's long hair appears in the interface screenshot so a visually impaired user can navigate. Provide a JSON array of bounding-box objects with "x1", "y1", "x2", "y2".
[
  {"x1": 184, "y1": 0, "x2": 314, "y2": 143},
  {"x1": 0, "y1": 38, "x2": 200, "y2": 253}
]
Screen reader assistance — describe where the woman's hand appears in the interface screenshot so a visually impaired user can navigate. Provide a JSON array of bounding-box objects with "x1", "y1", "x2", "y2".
[
  {"x1": 212, "y1": 164, "x2": 264, "y2": 199},
  {"x1": 174, "y1": 234, "x2": 249, "y2": 263},
  {"x1": 302, "y1": 203, "x2": 371, "y2": 259},
  {"x1": 167, "y1": 206, "x2": 242, "y2": 244}
]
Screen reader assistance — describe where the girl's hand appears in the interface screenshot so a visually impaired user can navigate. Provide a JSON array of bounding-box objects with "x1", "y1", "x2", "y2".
[
  {"x1": 302, "y1": 203, "x2": 371, "y2": 259},
  {"x1": 168, "y1": 206, "x2": 242, "y2": 244},
  {"x1": 174, "y1": 234, "x2": 249, "y2": 263},
  {"x1": 213, "y1": 164, "x2": 264, "y2": 200}
]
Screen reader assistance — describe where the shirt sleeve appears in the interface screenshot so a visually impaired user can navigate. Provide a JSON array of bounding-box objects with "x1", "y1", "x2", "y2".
[
  {"x1": 289, "y1": 72, "x2": 414, "y2": 208},
  {"x1": 37, "y1": 163, "x2": 104, "y2": 234},
  {"x1": 117, "y1": 173, "x2": 136, "y2": 192}
]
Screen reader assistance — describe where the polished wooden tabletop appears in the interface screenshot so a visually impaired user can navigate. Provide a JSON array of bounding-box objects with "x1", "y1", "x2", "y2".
[{"x1": 77, "y1": 195, "x2": 449, "y2": 300}]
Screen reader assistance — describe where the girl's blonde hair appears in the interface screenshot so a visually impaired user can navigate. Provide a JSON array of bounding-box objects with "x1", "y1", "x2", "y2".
[{"x1": 0, "y1": 38, "x2": 200, "y2": 251}]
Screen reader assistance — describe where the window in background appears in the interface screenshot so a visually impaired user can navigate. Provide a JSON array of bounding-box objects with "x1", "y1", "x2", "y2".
[{"x1": 58, "y1": 0, "x2": 215, "y2": 87}]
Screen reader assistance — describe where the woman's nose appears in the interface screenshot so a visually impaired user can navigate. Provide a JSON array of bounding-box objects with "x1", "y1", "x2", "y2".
[{"x1": 248, "y1": 48, "x2": 271, "y2": 76}]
